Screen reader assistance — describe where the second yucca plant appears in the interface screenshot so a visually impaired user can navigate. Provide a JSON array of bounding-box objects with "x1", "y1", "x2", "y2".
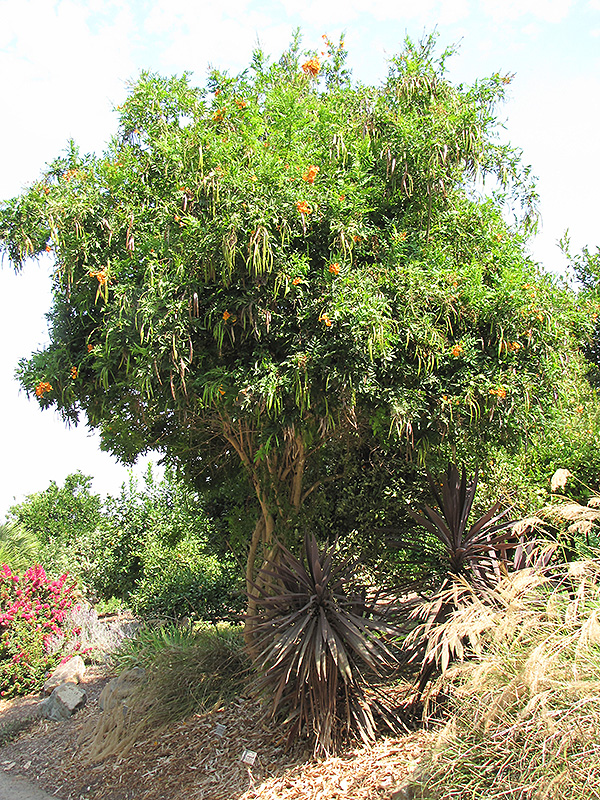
[
  {"x1": 248, "y1": 534, "x2": 403, "y2": 755},
  {"x1": 400, "y1": 463, "x2": 519, "y2": 698}
]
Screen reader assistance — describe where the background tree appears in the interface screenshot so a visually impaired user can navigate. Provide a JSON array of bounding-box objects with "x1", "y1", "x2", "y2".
[
  {"x1": 7, "y1": 467, "x2": 240, "y2": 620},
  {"x1": 101, "y1": 465, "x2": 241, "y2": 620},
  {"x1": 7, "y1": 472, "x2": 104, "y2": 582},
  {"x1": 1, "y1": 34, "x2": 596, "y2": 637}
]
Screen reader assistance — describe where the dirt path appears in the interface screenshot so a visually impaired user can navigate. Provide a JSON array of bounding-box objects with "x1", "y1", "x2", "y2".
[{"x1": 0, "y1": 771, "x2": 58, "y2": 800}]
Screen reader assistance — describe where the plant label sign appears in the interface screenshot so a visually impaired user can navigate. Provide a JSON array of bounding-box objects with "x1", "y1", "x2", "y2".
[{"x1": 241, "y1": 749, "x2": 257, "y2": 766}]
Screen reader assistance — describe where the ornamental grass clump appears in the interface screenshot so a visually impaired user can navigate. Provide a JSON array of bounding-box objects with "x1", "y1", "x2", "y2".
[
  {"x1": 415, "y1": 562, "x2": 600, "y2": 800},
  {"x1": 81, "y1": 622, "x2": 249, "y2": 762},
  {"x1": 542, "y1": 467, "x2": 600, "y2": 558},
  {"x1": 248, "y1": 534, "x2": 404, "y2": 755},
  {"x1": 113, "y1": 621, "x2": 249, "y2": 719},
  {"x1": 0, "y1": 564, "x2": 79, "y2": 697}
]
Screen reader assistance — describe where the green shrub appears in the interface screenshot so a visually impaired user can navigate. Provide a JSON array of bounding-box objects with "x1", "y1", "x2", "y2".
[
  {"x1": 130, "y1": 533, "x2": 242, "y2": 621},
  {"x1": 6, "y1": 467, "x2": 243, "y2": 624},
  {"x1": 0, "y1": 523, "x2": 39, "y2": 573},
  {"x1": 80, "y1": 521, "x2": 144, "y2": 603},
  {"x1": 7, "y1": 472, "x2": 116, "y2": 597},
  {"x1": 7, "y1": 472, "x2": 103, "y2": 548}
]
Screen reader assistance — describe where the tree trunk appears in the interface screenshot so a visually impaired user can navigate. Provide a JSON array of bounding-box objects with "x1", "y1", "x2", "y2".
[
  {"x1": 219, "y1": 415, "x2": 311, "y2": 655},
  {"x1": 243, "y1": 497, "x2": 275, "y2": 655}
]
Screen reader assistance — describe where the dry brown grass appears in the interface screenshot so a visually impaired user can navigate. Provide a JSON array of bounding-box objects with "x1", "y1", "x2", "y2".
[
  {"x1": 78, "y1": 622, "x2": 250, "y2": 762},
  {"x1": 415, "y1": 561, "x2": 600, "y2": 800}
]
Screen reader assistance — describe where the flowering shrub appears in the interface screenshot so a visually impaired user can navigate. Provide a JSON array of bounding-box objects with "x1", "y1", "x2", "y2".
[{"x1": 0, "y1": 564, "x2": 80, "y2": 697}]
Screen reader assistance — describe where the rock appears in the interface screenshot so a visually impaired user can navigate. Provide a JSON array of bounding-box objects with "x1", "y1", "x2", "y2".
[
  {"x1": 43, "y1": 655, "x2": 86, "y2": 695},
  {"x1": 390, "y1": 785, "x2": 416, "y2": 800},
  {"x1": 98, "y1": 667, "x2": 146, "y2": 712},
  {"x1": 39, "y1": 683, "x2": 87, "y2": 721}
]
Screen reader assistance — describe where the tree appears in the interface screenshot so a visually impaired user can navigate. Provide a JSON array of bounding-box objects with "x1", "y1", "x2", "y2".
[
  {"x1": 560, "y1": 234, "x2": 600, "y2": 387},
  {"x1": 8, "y1": 472, "x2": 103, "y2": 548},
  {"x1": 99, "y1": 465, "x2": 240, "y2": 619},
  {"x1": 1, "y1": 33, "x2": 595, "y2": 641}
]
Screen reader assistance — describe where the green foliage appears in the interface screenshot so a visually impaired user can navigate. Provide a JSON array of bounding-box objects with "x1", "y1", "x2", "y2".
[
  {"x1": 7, "y1": 472, "x2": 108, "y2": 589},
  {"x1": 2, "y1": 32, "x2": 595, "y2": 589},
  {"x1": 130, "y1": 532, "x2": 242, "y2": 621},
  {"x1": 249, "y1": 534, "x2": 402, "y2": 755},
  {"x1": 8, "y1": 472, "x2": 103, "y2": 547},
  {"x1": 99, "y1": 466, "x2": 242, "y2": 619},
  {"x1": 93, "y1": 596, "x2": 126, "y2": 616},
  {"x1": 0, "y1": 522, "x2": 39, "y2": 572},
  {"x1": 559, "y1": 234, "x2": 600, "y2": 388},
  {"x1": 8, "y1": 467, "x2": 242, "y2": 622},
  {"x1": 114, "y1": 622, "x2": 248, "y2": 710}
]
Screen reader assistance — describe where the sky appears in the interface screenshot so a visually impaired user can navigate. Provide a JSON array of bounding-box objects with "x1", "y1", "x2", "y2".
[{"x1": 0, "y1": 0, "x2": 599, "y2": 518}]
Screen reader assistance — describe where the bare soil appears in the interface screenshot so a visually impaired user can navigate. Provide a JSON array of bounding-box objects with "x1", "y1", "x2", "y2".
[{"x1": 0, "y1": 668, "x2": 435, "y2": 800}]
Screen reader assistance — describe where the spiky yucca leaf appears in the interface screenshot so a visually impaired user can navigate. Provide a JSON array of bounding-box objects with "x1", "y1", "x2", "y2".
[
  {"x1": 395, "y1": 464, "x2": 522, "y2": 700},
  {"x1": 408, "y1": 463, "x2": 516, "y2": 581},
  {"x1": 248, "y1": 534, "x2": 404, "y2": 755}
]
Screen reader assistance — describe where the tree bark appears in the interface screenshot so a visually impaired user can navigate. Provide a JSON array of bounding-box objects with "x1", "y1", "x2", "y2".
[{"x1": 219, "y1": 413, "x2": 311, "y2": 655}]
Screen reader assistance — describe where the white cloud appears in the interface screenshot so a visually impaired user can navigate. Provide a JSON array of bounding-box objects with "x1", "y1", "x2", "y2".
[
  {"x1": 242, "y1": 0, "x2": 471, "y2": 29},
  {"x1": 141, "y1": 0, "x2": 294, "y2": 78},
  {"x1": 521, "y1": 21, "x2": 542, "y2": 37},
  {"x1": 504, "y1": 70, "x2": 600, "y2": 272},
  {"x1": 438, "y1": 0, "x2": 471, "y2": 25}
]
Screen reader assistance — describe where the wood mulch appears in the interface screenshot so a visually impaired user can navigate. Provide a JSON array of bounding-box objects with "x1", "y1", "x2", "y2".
[{"x1": 0, "y1": 668, "x2": 435, "y2": 800}]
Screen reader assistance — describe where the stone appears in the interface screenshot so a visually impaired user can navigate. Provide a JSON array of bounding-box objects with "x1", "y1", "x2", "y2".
[
  {"x1": 390, "y1": 785, "x2": 416, "y2": 800},
  {"x1": 42, "y1": 655, "x2": 86, "y2": 695},
  {"x1": 98, "y1": 667, "x2": 146, "y2": 712},
  {"x1": 38, "y1": 683, "x2": 87, "y2": 721}
]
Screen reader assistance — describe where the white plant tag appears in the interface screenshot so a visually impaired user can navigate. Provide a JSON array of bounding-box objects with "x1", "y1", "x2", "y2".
[{"x1": 241, "y1": 749, "x2": 257, "y2": 765}]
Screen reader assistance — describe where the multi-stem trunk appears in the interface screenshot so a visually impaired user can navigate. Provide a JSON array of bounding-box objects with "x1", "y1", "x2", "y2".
[{"x1": 219, "y1": 415, "x2": 308, "y2": 654}]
